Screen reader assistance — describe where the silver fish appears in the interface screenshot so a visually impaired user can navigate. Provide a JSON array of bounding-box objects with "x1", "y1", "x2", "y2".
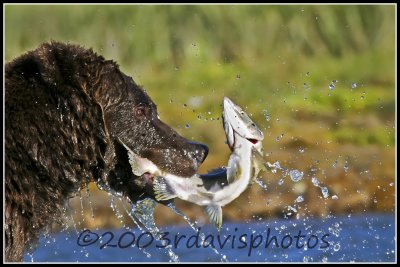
[{"x1": 152, "y1": 97, "x2": 269, "y2": 229}]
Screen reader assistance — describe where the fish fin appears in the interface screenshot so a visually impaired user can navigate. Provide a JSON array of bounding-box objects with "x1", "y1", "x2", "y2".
[
  {"x1": 153, "y1": 176, "x2": 177, "y2": 201},
  {"x1": 127, "y1": 153, "x2": 142, "y2": 175},
  {"x1": 227, "y1": 154, "x2": 240, "y2": 184},
  {"x1": 121, "y1": 141, "x2": 145, "y2": 176},
  {"x1": 251, "y1": 147, "x2": 272, "y2": 173},
  {"x1": 204, "y1": 205, "x2": 223, "y2": 230}
]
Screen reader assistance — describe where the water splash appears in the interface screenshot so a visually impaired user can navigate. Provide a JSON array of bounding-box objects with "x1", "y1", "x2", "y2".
[
  {"x1": 311, "y1": 176, "x2": 320, "y2": 187},
  {"x1": 262, "y1": 110, "x2": 271, "y2": 122},
  {"x1": 109, "y1": 195, "x2": 125, "y2": 226},
  {"x1": 85, "y1": 187, "x2": 95, "y2": 220},
  {"x1": 321, "y1": 187, "x2": 330, "y2": 198},
  {"x1": 132, "y1": 198, "x2": 179, "y2": 262},
  {"x1": 79, "y1": 193, "x2": 85, "y2": 223},
  {"x1": 255, "y1": 178, "x2": 268, "y2": 190},
  {"x1": 121, "y1": 201, "x2": 142, "y2": 230},
  {"x1": 166, "y1": 202, "x2": 228, "y2": 262},
  {"x1": 27, "y1": 252, "x2": 34, "y2": 262},
  {"x1": 267, "y1": 161, "x2": 282, "y2": 173},
  {"x1": 66, "y1": 200, "x2": 90, "y2": 260},
  {"x1": 343, "y1": 160, "x2": 350, "y2": 172}
]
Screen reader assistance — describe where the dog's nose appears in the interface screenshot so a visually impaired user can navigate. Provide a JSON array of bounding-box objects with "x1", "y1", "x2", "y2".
[{"x1": 188, "y1": 141, "x2": 209, "y2": 164}]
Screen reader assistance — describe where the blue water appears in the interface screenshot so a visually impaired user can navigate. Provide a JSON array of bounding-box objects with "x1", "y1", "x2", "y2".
[{"x1": 24, "y1": 213, "x2": 395, "y2": 262}]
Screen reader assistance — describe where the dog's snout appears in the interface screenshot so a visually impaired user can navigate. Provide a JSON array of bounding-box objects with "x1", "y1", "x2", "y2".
[{"x1": 188, "y1": 141, "x2": 209, "y2": 164}]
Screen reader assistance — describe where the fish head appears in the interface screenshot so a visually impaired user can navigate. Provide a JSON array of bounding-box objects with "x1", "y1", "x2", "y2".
[{"x1": 222, "y1": 97, "x2": 264, "y2": 152}]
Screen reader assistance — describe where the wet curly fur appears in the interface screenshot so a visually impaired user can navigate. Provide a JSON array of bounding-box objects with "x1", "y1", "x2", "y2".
[{"x1": 5, "y1": 41, "x2": 208, "y2": 261}]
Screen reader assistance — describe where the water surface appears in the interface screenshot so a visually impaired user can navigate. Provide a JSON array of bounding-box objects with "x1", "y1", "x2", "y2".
[{"x1": 25, "y1": 213, "x2": 395, "y2": 262}]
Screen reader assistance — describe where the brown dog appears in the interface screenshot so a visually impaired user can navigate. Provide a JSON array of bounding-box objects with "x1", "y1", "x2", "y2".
[{"x1": 5, "y1": 41, "x2": 208, "y2": 261}]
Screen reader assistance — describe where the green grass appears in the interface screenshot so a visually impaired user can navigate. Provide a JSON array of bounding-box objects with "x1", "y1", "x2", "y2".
[
  {"x1": 5, "y1": 3, "x2": 395, "y2": 156},
  {"x1": 5, "y1": 5, "x2": 396, "y2": 222}
]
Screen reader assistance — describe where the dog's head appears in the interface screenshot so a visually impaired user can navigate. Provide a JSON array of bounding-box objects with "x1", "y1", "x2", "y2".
[{"x1": 93, "y1": 67, "x2": 208, "y2": 202}]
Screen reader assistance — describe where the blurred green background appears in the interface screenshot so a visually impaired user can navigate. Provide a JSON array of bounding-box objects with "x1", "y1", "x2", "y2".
[{"x1": 5, "y1": 5, "x2": 395, "y2": 229}]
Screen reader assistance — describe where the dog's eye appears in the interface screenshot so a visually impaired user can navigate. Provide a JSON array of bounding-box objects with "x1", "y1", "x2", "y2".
[{"x1": 134, "y1": 104, "x2": 147, "y2": 118}]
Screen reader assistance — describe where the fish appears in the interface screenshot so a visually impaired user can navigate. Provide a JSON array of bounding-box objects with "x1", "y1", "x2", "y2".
[{"x1": 152, "y1": 97, "x2": 270, "y2": 229}]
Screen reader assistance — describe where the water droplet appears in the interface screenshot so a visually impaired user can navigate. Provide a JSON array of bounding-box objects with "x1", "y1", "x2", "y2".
[
  {"x1": 255, "y1": 178, "x2": 268, "y2": 190},
  {"x1": 311, "y1": 176, "x2": 320, "y2": 187},
  {"x1": 332, "y1": 243, "x2": 340, "y2": 252},
  {"x1": 278, "y1": 179, "x2": 284, "y2": 185},
  {"x1": 295, "y1": 196, "x2": 304, "y2": 203},
  {"x1": 275, "y1": 133, "x2": 284, "y2": 142},
  {"x1": 351, "y1": 82, "x2": 357, "y2": 89},
  {"x1": 185, "y1": 123, "x2": 190, "y2": 128},
  {"x1": 321, "y1": 187, "x2": 329, "y2": 198},
  {"x1": 268, "y1": 161, "x2": 281, "y2": 174},
  {"x1": 289, "y1": 170, "x2": 303, "y2": 182},
  {"x1": 344, "y1": 161, "x2": 349, "y2": 172},
  {"x1": 197, "y1": 114, "x2": 202, "y2": 120},
  {"x1": 262, "y1": 110, "x2": 270, "y2": 122},
  {"x1": 329, "y1": 83, "x2": 335, "y2": 90},
  {"x1": 236, "y1": 74, "x2": 241, "y2": 79},
  {"x1": 332, "y1": 195, "x2": 339, "y2": 200},
  {"x1": 299, "y1": 147, "x2": 305, "y2": 153},
  {"x1": 332, "y1": 160, "x2": 338, "y2": 168}
]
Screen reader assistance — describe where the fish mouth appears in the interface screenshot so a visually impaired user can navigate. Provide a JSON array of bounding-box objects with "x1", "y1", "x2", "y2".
[{"x1": 246, "y1": 138, "x2": 260, "y2": 144}]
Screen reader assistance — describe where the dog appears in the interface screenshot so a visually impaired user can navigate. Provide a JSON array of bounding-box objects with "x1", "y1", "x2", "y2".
[{"x1": 5, "y1": 41, "x2": 208, "y2": 261}]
